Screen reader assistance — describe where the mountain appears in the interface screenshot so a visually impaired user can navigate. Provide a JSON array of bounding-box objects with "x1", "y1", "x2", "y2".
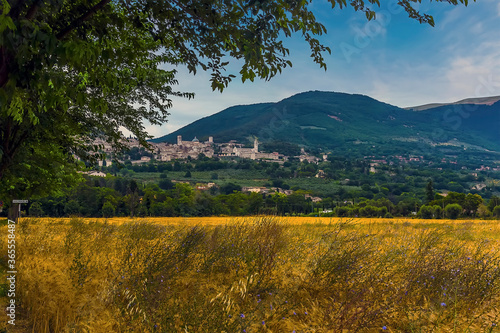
[
  {"x1": 152, "y1": 91, "x2": 500, "y2": 161},
  {"x1": 406, "y1": 95, "x2": 500, "y2": 111}
]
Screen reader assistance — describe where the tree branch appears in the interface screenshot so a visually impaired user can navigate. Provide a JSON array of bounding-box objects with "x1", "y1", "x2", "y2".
[{"x1": 56, "y1": 0, "x2": 112, "y2": 40}]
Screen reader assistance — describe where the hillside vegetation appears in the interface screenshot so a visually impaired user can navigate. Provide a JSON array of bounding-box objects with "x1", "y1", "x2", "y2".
[{"x1": 153, "y1": 91, "x2": 500, "y2": 162}]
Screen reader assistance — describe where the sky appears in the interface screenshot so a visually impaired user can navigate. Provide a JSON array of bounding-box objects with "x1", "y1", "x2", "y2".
[{"x1": 145, "y1": 0, "x2": 500, "y2": 139}]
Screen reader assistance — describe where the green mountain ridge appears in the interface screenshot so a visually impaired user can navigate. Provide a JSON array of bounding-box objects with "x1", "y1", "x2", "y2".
[{"x1": 152, "y1": 91, "x2": 500, "y2": 161}]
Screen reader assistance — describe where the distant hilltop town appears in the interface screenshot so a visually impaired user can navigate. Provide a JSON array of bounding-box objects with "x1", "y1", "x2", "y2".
[{"x1": 92, "y1": 135, "x2": 322, "y2": 166}]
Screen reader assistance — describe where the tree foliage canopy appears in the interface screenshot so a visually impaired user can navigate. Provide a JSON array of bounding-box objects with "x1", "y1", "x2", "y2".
[{"x1": 0, "y1": 0, "x2": 473, "y2": 200}]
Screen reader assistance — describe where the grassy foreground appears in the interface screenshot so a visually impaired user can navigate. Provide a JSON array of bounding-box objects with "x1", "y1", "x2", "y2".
[{"x1": 1, "y1": 217, "x2": 500, "y2": 332}]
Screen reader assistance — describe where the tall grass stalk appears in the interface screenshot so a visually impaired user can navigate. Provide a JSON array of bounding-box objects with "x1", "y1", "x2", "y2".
[{"x1": 1, "y1": 217, "x2": 499, "y2": 332}]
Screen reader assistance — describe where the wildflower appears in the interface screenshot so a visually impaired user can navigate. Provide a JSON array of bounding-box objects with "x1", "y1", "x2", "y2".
[
  {"x1": 293, "y1": 311, "x2": 296, "y2": 315},
  {"x1": 382, "y1": 326, "x2": 387, "y2": 330},
  {"x1": 441, "y1": 302, "x2": 446, "y2": 307},
  {"x1": 262, "y1": 321, "x2": 265, "y2": 325},
  {"x1": 240, "y1": 314, "x2": 245, "y2": 318},
  {"x1": 305, "y1": 311, "x2": 308, "y2": 315}
]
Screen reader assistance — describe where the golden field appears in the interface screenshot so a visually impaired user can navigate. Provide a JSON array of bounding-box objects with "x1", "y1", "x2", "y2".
[{"x1": 1, "y1": 216, "x2": 500, "y2": 332}]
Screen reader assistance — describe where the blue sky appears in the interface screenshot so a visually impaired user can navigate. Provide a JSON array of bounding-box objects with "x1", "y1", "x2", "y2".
[{"x1": 146, "y1": 0, "x2": 500, "y2": 139}]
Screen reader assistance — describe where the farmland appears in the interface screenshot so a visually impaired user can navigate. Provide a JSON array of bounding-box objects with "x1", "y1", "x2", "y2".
[{"x1": 1, "y1": 216, "x2": 500, "y2": 332}]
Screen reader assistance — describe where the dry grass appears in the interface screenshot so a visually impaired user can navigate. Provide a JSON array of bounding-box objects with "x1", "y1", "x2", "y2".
[{"x1": 1, "y1": 216, "x2": 500, "y2": 332}]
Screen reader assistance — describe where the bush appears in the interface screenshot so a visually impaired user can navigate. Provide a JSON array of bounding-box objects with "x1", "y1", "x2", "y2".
[
  {"x1": 493, "y1": 205, "x2": 500, "y2": 218},
  {"x1": 159, "y1": 178, "x2": 174, "y2": 190},
  {"x1": 64, "y1": 200, "x2": 81, "y2": 216},
  {"x1": 102, "y1": 201, "x2": 116, "y2": 218},
  {"x1": 445, "y1": 203, "x2": 462, "y2": 219},
  {"x1": 432, "y1": 205, "x2": 443, "y2": 219},
  {"x1": 418, "y1": 205, "x2": 433, "y2": 219},
  {"x1": 29, "y1": 202, "x2": 45, "y2": 217}
]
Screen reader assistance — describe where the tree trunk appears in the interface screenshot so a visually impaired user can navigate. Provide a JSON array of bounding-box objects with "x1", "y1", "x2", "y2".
[{"x1": 7, "y1": 204, "x2": 18, "y2": 222}]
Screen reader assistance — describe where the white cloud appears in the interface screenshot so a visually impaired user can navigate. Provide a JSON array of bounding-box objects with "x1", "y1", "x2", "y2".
[{"x1": 444, "y1": 41, "x2": 500, "y2": 99}]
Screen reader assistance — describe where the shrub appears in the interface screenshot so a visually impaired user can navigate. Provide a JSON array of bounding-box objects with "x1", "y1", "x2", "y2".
[
  {"x1": 64, "y1": 200, "x2": 80, "y2": 216},
  {"x1": 432, "y1": 205, "x2": 443, "y2": 219},
  {"x1": 159, "y1": 178, "x2": 174, "y2": 190},
  {"x1": 493, "y1": 205, "x2": 500, "y2": 218},
  {"x1": 102, "y1": 201, "x2": 116, "y2": 218},
  {"x1": 445, "y1": 203, "x2": 462, "y2": 219},
  {"x1": 29, "y1": 202, "x2": 44, "y2": 217},
  {"x1": 418, "y1": 205, "x2": 433, "y2": 219}
]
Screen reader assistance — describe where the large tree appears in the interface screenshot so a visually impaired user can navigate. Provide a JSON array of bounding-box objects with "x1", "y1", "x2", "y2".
[{"x1": 0, "y1": 0, "x2": 472, "y2": 204}]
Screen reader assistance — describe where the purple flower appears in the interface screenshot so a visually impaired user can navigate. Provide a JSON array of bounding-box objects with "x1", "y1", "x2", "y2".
[
  {"x1": 240, "y1": 314, "x2": 245, "y2": 318},
  {"x1": 441, "y1": 302, "x2": 446, "y2": 307},
  {"x1": 382, "y1": 326, "x2": 387, "y2": 330}
]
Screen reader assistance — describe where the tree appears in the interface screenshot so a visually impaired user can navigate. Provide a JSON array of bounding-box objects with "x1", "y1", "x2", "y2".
[
  {"x1": 102, "y1": 201, "x2": 116, "y2": 218},
  {"x1": 29, "y1": 201, "x2": 44, "y2": 217},
  {"x1": 1, "y1": 0, "x2": 473, "y2": 206},
  {"x1": 493, "y1": 206, "x2": 500, "y2": 219},
  {"x1": 220, "y1": 183, "x2": 241, "y2": 195},
  {"x1": 445, "y1": 203, "x2": 462, "y2": 220},
  {"x1": 64, "y1": 199, "x2": 81, "y2": 216},
  {"x1": 488, "y1": 196, "x2": 500, "y2": 213},
  {"x1": 418, "y1": 205, "x2": 433, "y2": 219},
  {"x1": 158, "y1": 178, "x2": 174, "y2": 190},
  {"x1": 425, "y1": 179, "x2": 434, "y2": 203},
  {"x1": 463, "y1": 193, "x2": 483, "y2": 217},
  {"x1": 432, "y1": 205, "x2": 443, "y2": 219}
]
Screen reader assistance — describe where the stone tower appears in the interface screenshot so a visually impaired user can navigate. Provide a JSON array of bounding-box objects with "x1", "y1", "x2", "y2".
[
  {"x1": 253, "y1": 138, "x2": 259, "y2": 153},
  {"x1": 177, "y1": 135, "x2": 182, "y2": 146}
]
